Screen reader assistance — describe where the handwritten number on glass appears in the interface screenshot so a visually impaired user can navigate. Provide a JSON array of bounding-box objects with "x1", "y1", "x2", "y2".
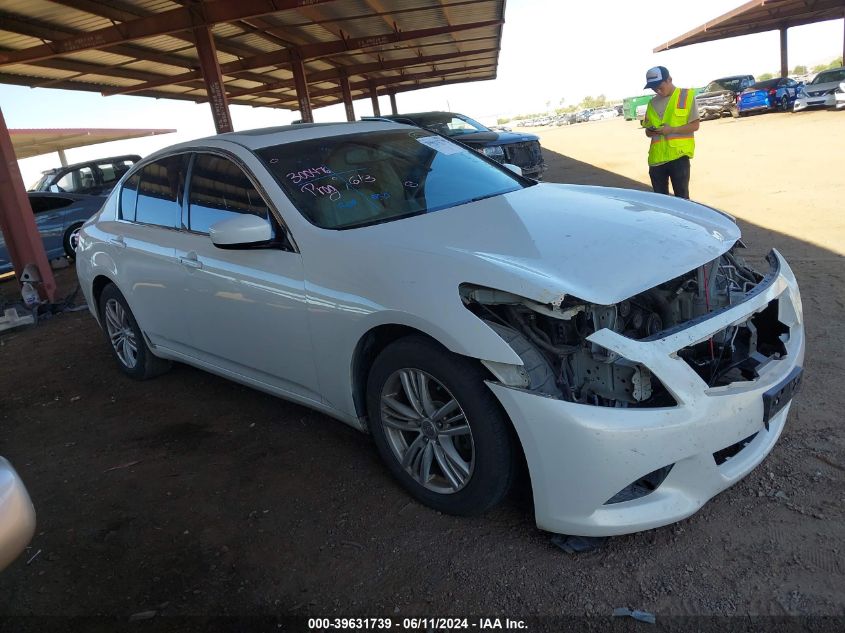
[{"x1": 348, "y1": 173, "x2": 376, "y2": 186}]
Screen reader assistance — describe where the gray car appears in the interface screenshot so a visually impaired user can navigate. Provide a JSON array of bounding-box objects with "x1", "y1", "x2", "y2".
[{"x1": 0, "y1": 192, "x2": 104, "y2": 273}]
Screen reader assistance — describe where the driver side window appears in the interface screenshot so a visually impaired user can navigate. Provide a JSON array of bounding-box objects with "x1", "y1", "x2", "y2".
[{"x1": 187, "y1": 154, "x2": 272, "y2": 235}]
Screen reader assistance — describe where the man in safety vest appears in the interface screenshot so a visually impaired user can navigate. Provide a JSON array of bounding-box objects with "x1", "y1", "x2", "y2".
[{"x1": 641, "y1": 66, "x2": 700, "y2": 199}]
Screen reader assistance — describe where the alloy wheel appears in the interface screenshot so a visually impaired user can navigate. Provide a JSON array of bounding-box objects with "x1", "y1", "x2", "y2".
[
  {"x1": 379, "y1": 368, "x2": 475, "y2": 494},
  {"x1": 104, "y1": 298, "x2": 138, "y2": 369}
]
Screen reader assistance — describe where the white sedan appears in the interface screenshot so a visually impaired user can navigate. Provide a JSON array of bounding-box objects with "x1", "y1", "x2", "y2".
[{"x1": 76, "y1": 121, "x2": 805, "y2": 537}]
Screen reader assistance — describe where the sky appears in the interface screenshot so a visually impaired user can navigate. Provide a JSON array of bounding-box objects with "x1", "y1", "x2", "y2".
[{"x1": 3, "y1": 0, "x2": 843, "y2": 187}]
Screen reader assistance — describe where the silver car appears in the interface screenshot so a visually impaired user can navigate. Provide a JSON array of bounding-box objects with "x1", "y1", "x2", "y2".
[
  {"x1": 794, "y1": 66, "x2": 845, "y2": 111},
  {"x1": 76, "y1": 122, "x2": 805, "y2": 537}
]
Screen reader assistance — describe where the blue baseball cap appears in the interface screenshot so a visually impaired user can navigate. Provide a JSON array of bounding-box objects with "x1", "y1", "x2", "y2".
[{"x1": 644, "y1": 66, "x2": 670, "y2": 90}]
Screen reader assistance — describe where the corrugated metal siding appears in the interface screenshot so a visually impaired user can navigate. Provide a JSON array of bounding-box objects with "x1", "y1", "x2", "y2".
[{"x1": 0, "y1": 1, "x2": 503, "y2": 112}]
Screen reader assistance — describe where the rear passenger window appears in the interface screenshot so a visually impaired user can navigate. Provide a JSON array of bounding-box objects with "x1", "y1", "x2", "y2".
[
  {"x1": 188, "y1": 154, "x2": 270, "y2": 234},
  {"x1": 135, "y1": 155, "x2": 189, "y2": 228},
  {"x1": 120, "y1": 173, "x2": 140, "y2": 221}
]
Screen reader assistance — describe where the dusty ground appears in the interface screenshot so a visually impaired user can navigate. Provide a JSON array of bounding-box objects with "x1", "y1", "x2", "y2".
[{"x1": 1, "y1": 110, "x2": 843, "y2": 631}]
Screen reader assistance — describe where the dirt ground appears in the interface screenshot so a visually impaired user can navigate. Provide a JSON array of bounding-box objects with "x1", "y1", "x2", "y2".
[{"x1": 1, "y1": 110, "x2": 843, "y2": 631}]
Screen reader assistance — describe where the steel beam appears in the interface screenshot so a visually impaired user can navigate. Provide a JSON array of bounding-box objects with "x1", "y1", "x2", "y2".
[
  {"x1": 389, "y1": 92, "x2": 397, "y2": 115},
  {"x1": 193, "y1": 24, "x2": 233, "y2": 133},
  {"x1": 339, "y1": 71, "x2": 355, "y2": 122},
  {"x1": 224, "y1": 47, "x2": 498, "y2": 100},
  {"x1": 0, "y1": 108, "x2": 56, "y2": 301},
  {"x1": 780, "y1": 26, "x2": 788, "y2": 77},
  {"x1": 103, "y1": 20, "x2": 502, "y2": 96},
  {"x1": 305, "y1": 63, "x2": 493, "y2": 99},
  {"x1": 369, "y1": 80, "x2": 381, "y2": 116},
  {"x1": 270, "y1": 75, "x2": 492, "y2": 110},
  {"x1": 291, "y1": 50, "x2": 313, "y2": 123},
  {"x1": 0, "y1": 0, "x2": 338, "y2": 67}
]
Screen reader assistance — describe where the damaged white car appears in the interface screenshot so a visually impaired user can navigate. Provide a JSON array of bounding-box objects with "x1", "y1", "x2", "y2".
[{"x1": 76, "y1": 121, "x2": 804, "y2": 537}]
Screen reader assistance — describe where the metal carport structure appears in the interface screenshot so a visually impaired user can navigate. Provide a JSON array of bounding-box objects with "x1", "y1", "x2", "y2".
[
  {"x1": 0, "y1": 0, "x2": 505, "y2": 301},
  {"x1": 654, "y1": 0, "x2": 845, "y2": 78}
]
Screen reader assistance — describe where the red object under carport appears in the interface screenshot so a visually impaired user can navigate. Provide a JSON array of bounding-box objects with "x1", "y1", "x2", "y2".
[{"x1": 0, "y1": 107, "x2": 55, "y2": 302}]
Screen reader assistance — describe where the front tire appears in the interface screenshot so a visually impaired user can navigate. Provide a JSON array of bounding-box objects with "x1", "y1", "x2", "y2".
[
  {"x1": 780, "y1": 96, "x2": 789, "y2": 112},
  {"x1": 366, "y1": 336, "x2": 515, "y2": 516},
  {"x1": 98, "y1": 283, "x2": 171, "y2": 380}
]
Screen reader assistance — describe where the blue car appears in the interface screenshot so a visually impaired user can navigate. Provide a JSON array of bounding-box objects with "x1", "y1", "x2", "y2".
[
  {"x1": 0, "y1": 192, "x2": 103, "y2": 274},
  {"x1": 738, "y1": 77, "x2": 803, "y2": 115}
]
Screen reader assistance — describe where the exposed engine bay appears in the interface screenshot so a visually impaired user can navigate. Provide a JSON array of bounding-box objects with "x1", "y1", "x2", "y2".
[{"x1": 462, "y1": 244, "x2": 790, "y2": 407}]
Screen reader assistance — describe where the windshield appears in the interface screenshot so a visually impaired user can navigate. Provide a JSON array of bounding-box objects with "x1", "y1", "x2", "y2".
[
  {"x1": 706, "y1": 78, "x2": 745, "y2": 92},
  {"x1": 407, "y1": 113, "x2": 489, "y2": 137},
  {"x1": 27, "y1": 173, "x2": 52, "y2": 191},
  {"x1": 811, "y1": 69, "x2": 845, "y2": 85},
  {"x1": 255, "y1": 129, "x2": 526, "y2": 230}
]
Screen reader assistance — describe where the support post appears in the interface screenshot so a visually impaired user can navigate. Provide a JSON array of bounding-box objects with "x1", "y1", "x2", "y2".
[
  {"x1": 0, "y1": 108, "x2": 56, "y2": 301},
  {"x1": 58, "y1": 148, "x2": 68, "y2": 167},
  {"x1": 779, "y1": 26, "x2": 788, "y2": 77},
  {"x1": 369, "y1": 80, "x2": 380, "y2": 117},
  {"x1": 389, "y1": 92, "x2": 398, "y2": 115},
  {"x1": 193, "y1": 25, "x2": 233, "y2": 133},
  {"x1": 339, "y1": 71, "x2": 355, "y2": 122},
  {"x1": 291, "y1": 50, "x2": 313, "y2": 123}
]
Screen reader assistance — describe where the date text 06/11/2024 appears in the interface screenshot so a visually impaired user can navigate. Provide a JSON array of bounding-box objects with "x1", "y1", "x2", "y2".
[{"x1": 307, "y1": 617, "x2": 528, "y2": 630}]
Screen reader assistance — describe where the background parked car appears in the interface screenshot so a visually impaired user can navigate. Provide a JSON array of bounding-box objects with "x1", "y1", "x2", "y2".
[
  {"x1": 738, "y1": 77, "x2": 802, "y2": 115},
  {"x1": 574, "y1": 108, "x2": 594, "y2": 123},
  {"x1": 588, "y1": 107, "x2": 618, "y2": 121},
  {"x1": 695, "y1": 75, "x2": 755, "y2": 120},
  {"x1": 0, "y1": 192, "x2": 104, "y2": 273},
  {"x1": 371, "y1": 111, "x2": 546, "y2": 179},
  {"x1": 28, "y1": 154, "x2": 140, "y2": 197},
  {"x1": 836, "y1": 81, "x2": 845, "y2": 109},
  {"x1": 794, "y1": 66, "x2": 845, "y2": 111}
]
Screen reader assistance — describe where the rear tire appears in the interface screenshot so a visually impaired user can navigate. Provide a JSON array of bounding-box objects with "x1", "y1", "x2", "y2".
[
  {"x1": 366, "y1": 336, "x2": 515, "y2": 516},
  {"x1": 63, "y1": 223, "x2": 83, "y2": 259},
  {"x1": 98, "y1": 283, "x2": 171, "y2": 380}
]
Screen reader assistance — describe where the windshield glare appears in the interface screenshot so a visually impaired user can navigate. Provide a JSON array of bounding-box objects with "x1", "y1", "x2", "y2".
[
  {"x1": 28, "y1": 174, "x2": 51, "y2": 191},
  {"x1": 707, "y1": 79, "x2": 743, "y2": 92},
  {"x1": 256, "y1": 129, "x2": 526, "y2": 230},
  {"x1": 812, "y1": 69, "x2": 844, "y2": 84},
  {"x1": 412, "y1": 113, "x2": 488, "y2": 136}
]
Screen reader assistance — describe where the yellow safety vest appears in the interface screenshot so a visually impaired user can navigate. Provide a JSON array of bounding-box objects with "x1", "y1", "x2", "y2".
[{"x1": 643, "y1": 87, "x2": 695, "y2": 166}]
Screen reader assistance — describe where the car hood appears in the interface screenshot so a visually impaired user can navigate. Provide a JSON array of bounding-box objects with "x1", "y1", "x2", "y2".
[
  {"x1": 450, "y1": 130, "x2": 539, "y2": 146},
  {"x1": 357, "y1": 183, "x2": 741, "y2": 305}
]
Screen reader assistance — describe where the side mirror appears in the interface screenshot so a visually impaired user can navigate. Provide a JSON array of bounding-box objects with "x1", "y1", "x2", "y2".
[
  {"x1": 48, "y1": 184, "x2": 60, "y2": 193},
  {"x1": 0, "y1": 458, "x2": 36, "y2": 572},
  {"x1": 210, "y1": 214, "x2": 273, "y2": 249},
  {"x1": 503, "y1": 163, "x2": 523, "y2": 176}
]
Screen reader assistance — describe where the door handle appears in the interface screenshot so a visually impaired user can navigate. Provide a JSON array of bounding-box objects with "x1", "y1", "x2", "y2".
[
  {"x1": 108, "y1": 236, "x2": 126, "y2": 248},
  {"x1": 179, "y1": 254, "x2": 203, "y2": 269}
]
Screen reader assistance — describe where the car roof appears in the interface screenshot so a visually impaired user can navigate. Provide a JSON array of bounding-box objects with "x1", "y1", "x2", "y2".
[
  {"x1": 39, "y1": 154, "x2": 141, "y2": 176},
  {"x1": 145, "y1": 120, "x2": 413, "y2": 158},
  {"x1": 378, "y1": 111, "x2": 457, "y2": 119}
]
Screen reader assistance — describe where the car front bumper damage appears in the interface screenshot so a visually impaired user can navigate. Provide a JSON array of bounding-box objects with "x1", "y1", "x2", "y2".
[{"x1": 487, "y1": 250, "x2": 804, "y2": 536}]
